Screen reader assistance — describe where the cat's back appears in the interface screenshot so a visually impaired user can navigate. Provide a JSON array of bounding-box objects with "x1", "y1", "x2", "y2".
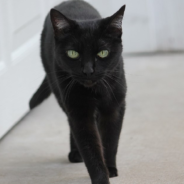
[
  {"x1": 43, "y1": 1, "x2": 101, "y2": 39},
  {"x1": 43, "y1": 1, "x2": 101, "y2": 34},
  {"x1": 54, "y1": 0, "x2": 101, "y2": 20}
]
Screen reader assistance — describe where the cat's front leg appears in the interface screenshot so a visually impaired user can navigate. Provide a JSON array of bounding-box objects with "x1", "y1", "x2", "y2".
[
  {"x1": 68, "y1": 112, "x2": 110, "y2": 184},
  {"x1": 98, "y1": 103, "x2": 125, "y2": 178},
  {"x1": 68, "y1": 131, "x2": 83, "y2": 163}
]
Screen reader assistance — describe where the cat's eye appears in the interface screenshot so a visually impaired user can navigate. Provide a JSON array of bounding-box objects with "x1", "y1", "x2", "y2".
[
  {"x1": 97, "y1": 50, "x2": 109, "y2": 58},
  {"x1": 67, "y1": 50, "x2": 79, "y2": 59}
]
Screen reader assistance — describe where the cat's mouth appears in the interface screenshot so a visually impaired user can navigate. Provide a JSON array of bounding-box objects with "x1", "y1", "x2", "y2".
[
  {"x1": 84, "y1": 80, "x2": 95, "y2": 87},
  {"x1": 78, "y1": 79, "x2": 97, "y2": 87}
]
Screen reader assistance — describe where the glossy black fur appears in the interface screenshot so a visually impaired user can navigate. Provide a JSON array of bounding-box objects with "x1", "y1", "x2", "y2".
[{"x1": 29, "y1": 1, "x2": 127, "y2": 184}]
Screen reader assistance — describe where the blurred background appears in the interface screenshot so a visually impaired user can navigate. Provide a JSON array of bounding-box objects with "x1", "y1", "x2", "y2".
[{"x1": 0, "y1": 0, "x2": 184, "y2": 138}]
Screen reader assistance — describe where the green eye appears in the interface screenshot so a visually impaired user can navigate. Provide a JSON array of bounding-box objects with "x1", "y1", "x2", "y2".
[
  {"x1": 97, "y1": 50, "x2": 109, "y2": 58},
  {"x1": 67, "y1": 50, "x2": 79, "y2": 59}
]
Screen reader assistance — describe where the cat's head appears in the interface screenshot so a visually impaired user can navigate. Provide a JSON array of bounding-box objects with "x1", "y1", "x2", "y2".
[{"x1": 50, "y1": 5, "x2": 125, "y2": 87}]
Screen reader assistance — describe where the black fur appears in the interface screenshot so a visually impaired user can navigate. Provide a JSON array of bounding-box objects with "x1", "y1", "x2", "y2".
[
  {"x1": 29, "y1": 76, "x2": 51, "y2": 109},
  {"x1": 30, "y1": 1, "x2": 126, "y2": 184}
]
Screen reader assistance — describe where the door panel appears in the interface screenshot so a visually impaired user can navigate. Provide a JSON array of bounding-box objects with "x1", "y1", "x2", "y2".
[
  {"x1": 11, "y1": 0, "x2": 40, "y2": 31},
  {"x1": 0, "y1": 0, "x2": 62, "y2": 138}
]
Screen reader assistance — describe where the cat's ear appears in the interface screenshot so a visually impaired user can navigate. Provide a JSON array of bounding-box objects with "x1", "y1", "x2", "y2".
[
  {"x1": 50, "y1": 9, "x2": 76, "y2": 37},
  {"x1": 104, "y1": 5, "x2": 126, "y2": 38}
]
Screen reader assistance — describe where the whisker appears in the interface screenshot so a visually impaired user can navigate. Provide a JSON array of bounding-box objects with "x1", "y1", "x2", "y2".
[
  {"x1": 105, "y1": 75, "x2": 124, "y2": 87},
  {"x1": 65, "y1": 80, "x2": 76, "y2": 103},
  {"x1": 101, "y1": 79, "x2": 112, "y2": 99},
  {"x1": 64, "y1": 79, "x2": 74, "y2": 103},
  {"x1": 103, "y1": 78, "x2": 119, "y2": 105}
]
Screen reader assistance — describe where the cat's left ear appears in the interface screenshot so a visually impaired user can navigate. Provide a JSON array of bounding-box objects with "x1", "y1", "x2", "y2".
[
  {"x1": 104, "y1": 5, "x2": 126, "y2": 38},
  {"x1": 50, "y1": 9, "x2": 77, "y2": 38}
]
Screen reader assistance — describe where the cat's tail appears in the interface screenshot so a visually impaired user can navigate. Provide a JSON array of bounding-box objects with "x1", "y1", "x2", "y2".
[{"x1": 29, "y1": 76, "x2": 51, "y2": 109}]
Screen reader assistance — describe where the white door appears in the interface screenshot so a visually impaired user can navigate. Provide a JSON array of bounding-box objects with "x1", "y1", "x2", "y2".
[{"x1": 0, "y1": 0, "x2": 63, "y2": 138}]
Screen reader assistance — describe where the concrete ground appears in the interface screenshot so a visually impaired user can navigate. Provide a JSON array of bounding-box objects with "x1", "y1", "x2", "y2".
[{"x1": 0, "y1": 53, "x2": 184, "y2": 184}]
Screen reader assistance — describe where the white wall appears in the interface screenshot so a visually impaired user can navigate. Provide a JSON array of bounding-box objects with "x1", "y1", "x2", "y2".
[{"x1": 87, "y1": 0, "x2": 184, "y2": 53}]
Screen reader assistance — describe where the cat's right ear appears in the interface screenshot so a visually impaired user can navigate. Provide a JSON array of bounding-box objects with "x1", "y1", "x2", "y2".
[
  {"x1": 102, "y1": 5, "x2": 126, "y2": 39},
  {"x1": 50, "y1": 9, "x2": 76, "y2": 38}
]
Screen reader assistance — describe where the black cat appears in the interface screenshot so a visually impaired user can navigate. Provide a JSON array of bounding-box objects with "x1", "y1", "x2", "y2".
[{"x1": 30, "y1": 1, "x2": 126, "y2": 184}]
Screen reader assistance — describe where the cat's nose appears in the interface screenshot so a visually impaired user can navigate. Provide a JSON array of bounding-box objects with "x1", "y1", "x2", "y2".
[{"x1": 83, "y1": 62, "x2": 94, "y2": 76}]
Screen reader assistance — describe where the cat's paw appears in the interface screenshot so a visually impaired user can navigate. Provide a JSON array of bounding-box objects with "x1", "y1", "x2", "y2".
[
  {"x1": 108, "y1": 167, "x2": 118, "y2": 178},
  {"x1": 68, "y1": 150, "x2": 83, "y2": 163}
]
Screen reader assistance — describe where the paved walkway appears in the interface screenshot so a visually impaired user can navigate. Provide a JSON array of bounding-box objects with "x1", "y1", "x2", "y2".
[{"x1": 1, "y1": 54, "x2": 184, "y2": 184}]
